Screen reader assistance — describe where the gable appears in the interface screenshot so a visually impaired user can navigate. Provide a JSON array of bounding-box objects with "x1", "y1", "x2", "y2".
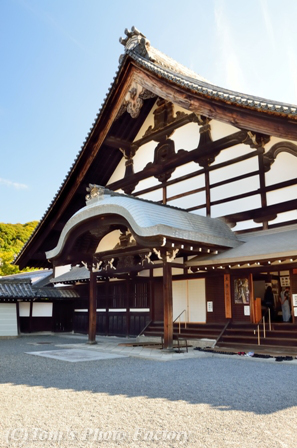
[{"x1": 15, "y1": 27, "x2": 297, "y2": 270}]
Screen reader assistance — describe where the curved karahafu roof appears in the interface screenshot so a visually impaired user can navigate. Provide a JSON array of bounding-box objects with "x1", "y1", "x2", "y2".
[{"x1": 46, "y1": 186, "x2": 239, "y2": 265}]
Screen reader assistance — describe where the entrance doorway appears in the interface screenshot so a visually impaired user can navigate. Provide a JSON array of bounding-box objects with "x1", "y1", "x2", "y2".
[
  {"x1": 253, "y1": 271, "x2": 292, "y2": 323},
  {"x1": 173, "y1": 279, "x2": 206, "y2": 323}
]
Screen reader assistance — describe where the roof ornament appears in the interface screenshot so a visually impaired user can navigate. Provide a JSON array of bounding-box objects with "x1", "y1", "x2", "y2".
[
  {"x1": 85, "y1": 184, "x2": 118, "y2": 204},
  {"x1": 119, "y1": 26, "x2": 151, "y2": 60}
]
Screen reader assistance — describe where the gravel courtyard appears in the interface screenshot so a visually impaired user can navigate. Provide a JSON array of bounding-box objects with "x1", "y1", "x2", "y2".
[{"x1": 0, "y1": 334, "x2": 297, "y2": 448}]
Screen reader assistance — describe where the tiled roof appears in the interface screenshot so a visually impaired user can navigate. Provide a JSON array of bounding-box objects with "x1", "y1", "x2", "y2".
[
  {"x1": 0, "y1": 280, "x2": 80, "y2": 300},
  {"x1": 186, "y1": 224, "x2": 297, "y2": 266},
  {"x1": 128, "y1": 49, "x2": 297, "y2": 116},
  {"x1": 14, "y1": 26, "x2": 297, "y2": 267},
  {"x1": 0, "y1": 270, "x2": 53, "y2": 286},
  {"x1": 50, "y1": 266, "x2": 90, "y2": 284},
  {"x1": 0, "y1": 281, "x2": 35, "y2": 299},
  {"x1": 119, "y1": 26, "x2": 297, "y2": 117},
  {"x1": 46, "y1": 187, "x2": 240, "y2": 262}
]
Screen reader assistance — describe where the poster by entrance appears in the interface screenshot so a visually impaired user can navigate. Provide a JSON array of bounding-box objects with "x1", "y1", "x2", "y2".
[{"x1": 234, "y1": 278, "x2": 250, "y2": 304}]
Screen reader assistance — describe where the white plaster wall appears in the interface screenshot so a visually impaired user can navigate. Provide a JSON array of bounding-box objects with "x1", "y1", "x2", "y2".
[
  {"x1": 106, "y1": 101, "x2": 297, "y2": 229},
  {"x1": 32, "y1": 302, "x2": 53, "y2": 317},
  {"x1": 0, "y1": 303, "x2": 18, "y2": 336},
  {"x1": 188, "y1": 278, "x2": 206, "y2": 322},
  {"x1": 173, "y1": 279, "x2": 206, "y2": 323},
  {"x1": 19, "y1": 302, "x2": 30, "y2": 317},
  {"x1": 265, "y1": 149, "x2": 297, "y2": 224},
  {"x1": 54, "y1": 265, "x2": 71, "y2": 277},
  {"x1": 173, "y1": 280, "x2": 187, "y2": 321},
  {"x1": 19, "y1": 302, "x2": 53, "y2": 317},
  {"x1": 96, "y1": 229, "x2": 121, "y2": 252}
]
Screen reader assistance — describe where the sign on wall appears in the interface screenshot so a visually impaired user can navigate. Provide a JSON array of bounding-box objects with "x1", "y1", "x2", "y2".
[
  {"x1": 207, "y1": 301, "x2": 213, "y2": 312},
  {"x1": 224, "y1": 274, "x2": 232, "y2": 318},
  {"x1": 234, "y1": 278, "x2": 250, "y2": 304},
  {"x1": 280, "y1": 276, "x2": 290, "y2": 287},
  {"x1": 244, "y1": 305, "x2": 250, "y2": 316}
]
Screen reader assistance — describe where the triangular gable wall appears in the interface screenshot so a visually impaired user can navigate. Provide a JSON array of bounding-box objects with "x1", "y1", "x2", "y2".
[{"x1": 15, "y1": 26, "x2": 297, "y2": 270}]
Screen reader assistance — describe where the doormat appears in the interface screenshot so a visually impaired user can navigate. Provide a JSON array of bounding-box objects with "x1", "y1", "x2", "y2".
[{"x1": 26, "y1": 349, "x2": 127, "y2": 362}]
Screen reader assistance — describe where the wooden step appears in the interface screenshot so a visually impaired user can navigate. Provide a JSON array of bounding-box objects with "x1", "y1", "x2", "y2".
[{"x1": 143, "y1": 321, "x2": 226, "y2": 340}]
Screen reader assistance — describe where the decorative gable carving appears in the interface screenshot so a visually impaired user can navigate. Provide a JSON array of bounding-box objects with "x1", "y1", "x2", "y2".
[
  {"x1": 116, "y1": 82, "x2": 156, "y2": 120},
  {"x1": 263, "y1": 141, "x2": 297, "y2": 171}
]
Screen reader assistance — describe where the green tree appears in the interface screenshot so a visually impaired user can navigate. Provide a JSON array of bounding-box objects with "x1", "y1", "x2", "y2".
[{"x1": 0, "y1": 221, "x2": 38, "y2": 276}]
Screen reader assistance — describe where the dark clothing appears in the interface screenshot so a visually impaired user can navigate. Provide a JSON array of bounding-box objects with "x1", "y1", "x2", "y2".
[{"x1": 263, "y1": 287, "x2": 274, "y2": 321}]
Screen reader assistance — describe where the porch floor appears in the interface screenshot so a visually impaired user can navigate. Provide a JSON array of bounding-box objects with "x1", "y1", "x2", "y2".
[{"x1": 21, "y1": 332, "x2": 297, "y2": 362}]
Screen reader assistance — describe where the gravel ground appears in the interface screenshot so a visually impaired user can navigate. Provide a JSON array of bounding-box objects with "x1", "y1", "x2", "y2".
[{"x1": 0, "y1": 334, "x2": 297, "y2": 448}]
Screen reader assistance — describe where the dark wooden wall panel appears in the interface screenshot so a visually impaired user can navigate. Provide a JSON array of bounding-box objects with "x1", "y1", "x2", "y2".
[
  {"x1": 109, "y1": 314, "x2": 127, "y2": 336},
  {"x1": 153, "y1": 280, "x2": 163, "y2": 321},
  {"x1": 129, "y1": 314, "x2": 150, "y2": 336},
  {"x1": 96, "y1": 314, "x2": 107, "y2": 334},
  {"x1": 205, "y1": 275, "x2": 227, "y2": 323},
  {"x1": 19, "y1": 317, "x2": 53, "y2": 333},
  {"x1": 73, "y1": 312, "x2": 88, "y2": 334},
  {"x1": 52, "y1": 301, "x2": 74, "y2": 332},
  {"x1": 291, "y1": 270, "x2": 297, "y2": 295}
]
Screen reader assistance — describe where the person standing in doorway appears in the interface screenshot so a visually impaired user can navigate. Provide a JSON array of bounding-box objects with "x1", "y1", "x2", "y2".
[
  {"x1": 280, "y1": 287, "x2": 291, "y2": 322},
  {"x1": 263, "y1": 285, "x2": 274, "y2": 321}
]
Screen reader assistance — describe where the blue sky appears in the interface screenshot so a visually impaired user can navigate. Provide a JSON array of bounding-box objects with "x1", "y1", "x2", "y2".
[{"x1": 1, "y1": 0, "x2": 297, "y2": 224}]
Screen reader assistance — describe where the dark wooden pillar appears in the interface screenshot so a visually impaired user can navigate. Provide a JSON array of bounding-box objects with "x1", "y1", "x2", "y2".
[
  {"x1": 88, "y1": 270, "x2": 97, "y2": 343},
  {"x1": 163, "y1": 253, "x2": 173, "y2": 349},
  {"x1": 205, "y1": 168, "x2": 211, "y2": 216},
  {"x1": 126, "y1": 279, "x2": 130, "y2": 337},
  {"x1": 149, "y1": 269, "x2": 154, "y2": 321},
  {"x1": 162, "y1": 183, "x2": 167, "y2": 204},
  {"x1": 258, "y1": 153, "x2": 268, "y2": 230},
  {"x1": 16, "y1": 301, "x2": 20, "y2": 335},
  {"x1": 29, "y1": 300, "x2": 33, "y2": 333},
  {"x1": 105, "y1": 280, "x2": 109, "y2": 336}
]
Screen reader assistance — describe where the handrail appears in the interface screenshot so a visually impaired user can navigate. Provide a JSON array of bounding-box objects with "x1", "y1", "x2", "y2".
[
  {"x1": 255, "y1": 307, "x2": 271, "y2": 345},
  {"x1": 138, "y1": 319, "x2": 152, "y2": 337},
  {"x1": 255, "y1": 306, "x2": 271, "y2": 327},
  {"x1": 214, "y1": 319, "x2": 231, "y2": 347},
  {"x1": 173, "y1": 309, "x2": 186, "y2": 323},
  {"x1": 173, "y1": 309, "x2": 187, "y2": 334}
]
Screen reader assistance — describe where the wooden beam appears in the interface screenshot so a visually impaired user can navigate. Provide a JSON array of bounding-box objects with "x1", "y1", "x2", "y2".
[
  {"x1": 163, "y1": 253, "x2": 173, "y2": 349},
  {"x1": 105, "y1": 280, "x2": 109, "y2": 336},
  {"x1": 16, "y1": 62, "x2": 137, "y2": 269},
  {"x1": 29, "y1": 300, "x2": 33, "y2": 334},
  {"x1": 126, "y1": 279, "x2": 130, "y2": 337},
  {"x1": 133, "y1": 151, "x2": 261, "y2": 201},
  {"x1": 132, "y1": 65, "x2": 297, "y2": 141},
  {"x1": 88, "y1": 270, "x2": 97, "y2": 343},
  {"x1": 249, "y1": 273, "x2": 255, "y2": 323},
  {"x1": 205, "y1": 169, "x2": 211, "y2": 216},
  {"x1": 108, "y1": 130, "x2": 251, "y2": 192},
  {"x1": 223, "y1": 198, "x2": 297, "y2": 225},
  {"x1": 16, "y1": 301, "x2": 20, "y2": 335}
]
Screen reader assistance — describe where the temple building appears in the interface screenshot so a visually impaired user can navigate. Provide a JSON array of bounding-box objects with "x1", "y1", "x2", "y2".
[{"x1": 7, "y1": 27, "x2": 297, "y2": 349}]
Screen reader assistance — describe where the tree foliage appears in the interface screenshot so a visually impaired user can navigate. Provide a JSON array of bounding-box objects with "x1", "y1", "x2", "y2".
[{"x1": 0, "y1": 221, "x2": 38, "y2": 276}]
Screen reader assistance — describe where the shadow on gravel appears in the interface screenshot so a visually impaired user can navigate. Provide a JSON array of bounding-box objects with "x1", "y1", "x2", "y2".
[{"x1": 1, "y1": 335, "x2": 297, "y2": 415}]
